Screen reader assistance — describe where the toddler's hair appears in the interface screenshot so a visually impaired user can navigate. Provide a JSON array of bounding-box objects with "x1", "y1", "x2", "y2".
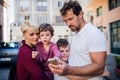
[{"x1": 39, "y1": 23, "x2": 54, "y2": 36}]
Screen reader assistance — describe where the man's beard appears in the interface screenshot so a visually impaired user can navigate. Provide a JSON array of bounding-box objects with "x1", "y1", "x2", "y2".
[{"x1": 71, "y1": 26, "x2": 80, "y2": 32}]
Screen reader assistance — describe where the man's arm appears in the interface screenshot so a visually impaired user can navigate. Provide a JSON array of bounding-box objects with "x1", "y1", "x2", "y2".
[
  {"x1": 49, "y1": 51, "x2": 106, "y2": 77},
  {"x1": 62, "y1": 51, "x2": 106, "y2": 76}
]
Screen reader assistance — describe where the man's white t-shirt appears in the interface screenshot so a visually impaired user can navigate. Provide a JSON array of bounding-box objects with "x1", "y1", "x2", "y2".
[
  {"x1": 54, "y1": 74, "x2": 68, "y2": 80},
  {"x1": 68, "y1": 23, "x2": 107, "y2": 80}
]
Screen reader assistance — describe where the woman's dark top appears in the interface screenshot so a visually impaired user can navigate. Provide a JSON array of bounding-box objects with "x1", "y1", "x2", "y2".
[{"x1": 17, "y1": 40, "x2": 44, "y2": 80}]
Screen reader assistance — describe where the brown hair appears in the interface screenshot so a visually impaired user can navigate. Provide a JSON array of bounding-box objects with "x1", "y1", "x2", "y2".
[
  {"x1": 60, "y1": 0, "x2": 82, "y2": 16},
  {"x1": 56, "y1": 39, "x2": 69, "y2": 49},
  {"x1": 39, "y1": 23, "x2": 54, "y2": 36}
]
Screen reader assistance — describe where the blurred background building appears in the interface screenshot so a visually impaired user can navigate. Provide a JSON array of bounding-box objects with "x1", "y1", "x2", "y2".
[
  {"x1": 12, "y1": 0, "x2": 71, "y2": 42},
  {"x1": 0, "y1": 0, "x2": 9, "y2": 42},
  {"x1": 85, "y1": 0, "x2": 120, "y2": 54},
  {"x1": 0, "y1": 0, "x2": 4, "y2": 41},
  {"x1": 12, "y1": 0, "x2": 91, "y2": 42},
  {"x1": 0, "y1": 0, "x2": 120, "y2": 55}
]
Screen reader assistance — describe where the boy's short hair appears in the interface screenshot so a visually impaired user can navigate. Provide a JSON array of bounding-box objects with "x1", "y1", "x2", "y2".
[
  {"x1": 39, "y1": 23, "x2": 54, "y2": 36},
  {"x1": 56, "y1": 39, "x2": 69, "y2": 49}
]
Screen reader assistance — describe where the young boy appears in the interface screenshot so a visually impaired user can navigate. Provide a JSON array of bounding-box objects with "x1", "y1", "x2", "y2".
[{"x1": 54, "y1": 39, "x2": 70, "y2": 80}]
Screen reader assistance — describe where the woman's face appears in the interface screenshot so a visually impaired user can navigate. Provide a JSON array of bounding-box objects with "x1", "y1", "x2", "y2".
[
  {"x1": 23, "y1": 28, "x2": 39, "y2": 47},
  {"x1": 39, "y1": 30, "x2": 53, "y2": 45}
]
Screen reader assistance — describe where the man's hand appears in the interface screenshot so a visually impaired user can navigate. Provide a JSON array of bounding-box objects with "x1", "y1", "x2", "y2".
[{"x1": 48, "y1": 59, "x2": 69, "y2": 75}]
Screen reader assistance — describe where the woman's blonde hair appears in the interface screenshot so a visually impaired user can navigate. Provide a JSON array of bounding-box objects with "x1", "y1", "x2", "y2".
[{"x1": 21, "y1": 21, "x2": 39, "y2": 33}]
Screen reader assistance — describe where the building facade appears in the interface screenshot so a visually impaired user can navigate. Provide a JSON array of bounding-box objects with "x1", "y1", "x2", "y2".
[
  {"x1": 85, "y1": 0, "x2": 120, "y2": 54},
  {"x1": 12, "y1": 0, "x2": 71, "y2": 42},
  {"x1": 0, "y1": 0, "x2": 4, "y2": 41},
  {"x1": 0, "y1": 0, "x2": 9, "y2": 42},
  {"x1": 11, "y1": 0, "x2": 91, "y2": 42}
]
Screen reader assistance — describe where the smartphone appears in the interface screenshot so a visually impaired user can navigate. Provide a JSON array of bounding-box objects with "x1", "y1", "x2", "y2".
[{"x1": 48, "y1": 58, "x2": 58, "y2": 64}]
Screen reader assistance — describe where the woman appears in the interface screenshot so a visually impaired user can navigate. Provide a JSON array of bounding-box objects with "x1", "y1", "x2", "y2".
[{"x1": 17, "y1": 21, "x2": 44, "y2": 80}]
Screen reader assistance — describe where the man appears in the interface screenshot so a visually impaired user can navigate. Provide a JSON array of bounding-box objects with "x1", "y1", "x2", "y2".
[{"x1": 49, "y1": 1, "x2": 107, "y2": 80}]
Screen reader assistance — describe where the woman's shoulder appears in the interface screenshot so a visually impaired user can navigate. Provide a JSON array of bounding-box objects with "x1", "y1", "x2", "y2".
[
  {"x1": 19, "y1": 41, "x2": 32, "y2": 52},
  {"x1": 19, "y1": 45, "x2": 31, "y2": 53}
]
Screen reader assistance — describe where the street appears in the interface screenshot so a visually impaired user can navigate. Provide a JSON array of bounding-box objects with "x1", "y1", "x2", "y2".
[{"x1": 0, "y1": 64, "x2": 10, "y2": 80}]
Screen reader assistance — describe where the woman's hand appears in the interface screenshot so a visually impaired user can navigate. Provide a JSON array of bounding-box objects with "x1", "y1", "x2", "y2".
[{"x1": 32, "y1": 51, "x2": 38, "y2": 59}]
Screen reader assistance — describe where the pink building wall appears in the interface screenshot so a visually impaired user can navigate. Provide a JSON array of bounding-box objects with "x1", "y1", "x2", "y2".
[{"x1": 85, "y1": 0, "x2": 120, "y2": 54}]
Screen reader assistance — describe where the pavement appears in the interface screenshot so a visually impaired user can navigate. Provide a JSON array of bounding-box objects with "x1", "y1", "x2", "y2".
[{"x1": 103, "y1": 54, "x2": 120, "y2": 80}]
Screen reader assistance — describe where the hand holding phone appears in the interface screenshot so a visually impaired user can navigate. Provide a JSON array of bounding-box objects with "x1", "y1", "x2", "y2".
[{"x1": 48, "y1": 58, "x2": 58, "y2": 65}]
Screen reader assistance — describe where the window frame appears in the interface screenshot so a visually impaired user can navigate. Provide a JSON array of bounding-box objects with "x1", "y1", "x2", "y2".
[
  {"x1": 110, "y1": 20, "x2": 120, "y2": 54},
  {"x1": 96, "y1": 6, "x2": 102, "y2": 17},
  {"x1": 109, "y1": 0, "x2": 120, "y2": 10}
]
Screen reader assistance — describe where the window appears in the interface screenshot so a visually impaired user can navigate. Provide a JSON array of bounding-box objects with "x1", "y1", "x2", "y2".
[
  {"x1": 98, "y1": 26, "x2": 103, "y2": 32},
  {"x1": 117, "y1": 0, "x2": 120, "y2": 6},
  {"x1": 20, "y1": 16, "x2": 24, "y2": 22},
  {"x1": 58, "y1": 1, "x2": 62, "y2": 8},
  {"x1": 25, "y1": 16, "x2": 30, "y2": 20},
  {"x1": 37, "y1": 0, "x2": 47, "y2": 11},
  {"x1": 55, "y1": 16, "x2": 64, "y2": 23},
  {"x1": 38, "y1": 15, "x2": 48, "y2": 24},
  {"x1": 58, "y1": 35, "x2": 63, "y2": 39},
  {"x1": 96, "y1": 6, "x2": 102, "y2": 17},
  {"x1": 19, "y1": 15, "x2": 30, "y2": 22},
  {"x1": 109, "y1": 0, "x2": 120, "y2": 10},
  {"x1": 64, "y1": 35, "x2": 69, "y2": 41},
  {"x1": 110, "y1": 20, "x2": 120, "y2": 54},
  {"x1": 20, "y1": 1, "x2": 30, "y2": 11}
]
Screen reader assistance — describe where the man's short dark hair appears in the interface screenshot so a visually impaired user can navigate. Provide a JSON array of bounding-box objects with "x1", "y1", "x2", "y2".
[{"x1": 60, "y1": 0, "x2": 82, "y2": 16}]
